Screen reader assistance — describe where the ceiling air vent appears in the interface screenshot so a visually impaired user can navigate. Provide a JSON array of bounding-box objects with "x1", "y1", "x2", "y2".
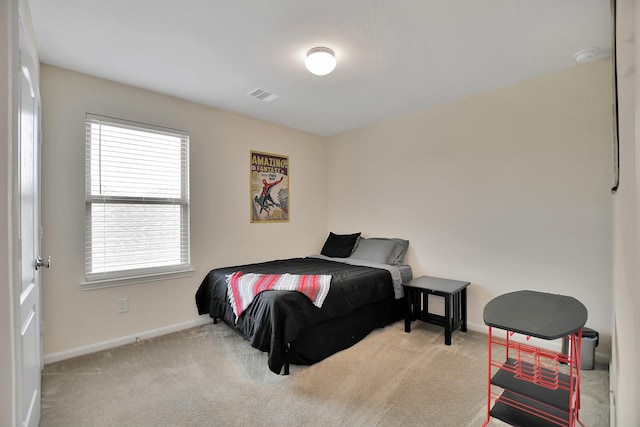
[{"x1": 246, "y1": 87, "x2": 278, "y2": 102}]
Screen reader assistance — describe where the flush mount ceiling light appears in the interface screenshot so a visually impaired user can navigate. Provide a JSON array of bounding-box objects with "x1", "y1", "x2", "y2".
[
  {"x1": 305, "y1": 47, "x2": 336, "y2": 76},
  {"x1": 574, "y1": 48, "x2": 598, "y2": 64}
]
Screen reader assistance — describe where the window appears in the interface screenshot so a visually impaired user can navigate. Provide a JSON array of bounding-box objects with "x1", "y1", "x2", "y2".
[{"x1": 84, "y1": 114, "x2": 190, "y2": 286}]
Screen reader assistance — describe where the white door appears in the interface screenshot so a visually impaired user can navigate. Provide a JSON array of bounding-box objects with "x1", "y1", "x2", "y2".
[{"x1": 18, "y1": 8, "x2": 43, "y2": 427}]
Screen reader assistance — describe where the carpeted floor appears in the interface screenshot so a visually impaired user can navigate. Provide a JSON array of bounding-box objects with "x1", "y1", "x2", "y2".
[{"x1": 41, "y1": 321, "x2": 610, "y2": 426}]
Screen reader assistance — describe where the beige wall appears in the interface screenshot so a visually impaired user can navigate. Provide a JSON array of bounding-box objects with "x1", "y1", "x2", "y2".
[
  {"x1": 327, "y1": 59, "x2": 613, "y2": 357},
  {"x1": 42, "y1": 59, "x2": 614, "y2": 365},
  {"x1": 611, "y1": 0, "x2": 639, "y2": 424},
  {"x1": 40, "y1": 65, "x2": 328, "y2": 356}
]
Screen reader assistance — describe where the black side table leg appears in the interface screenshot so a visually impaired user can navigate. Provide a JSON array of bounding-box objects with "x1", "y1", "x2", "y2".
[
  {"x1": 404, "y1": 288, "x2": 412, "y2": 333},
  {"x1": 444, "y1": 294, "x2": 452, "y2": 345},
  {"x1": 461, "y1": 288, "x2": 467, "y2": 333}
]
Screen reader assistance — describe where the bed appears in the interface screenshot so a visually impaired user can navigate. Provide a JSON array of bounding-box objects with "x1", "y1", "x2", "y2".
[{"x1": 195, "y1": 233, "x2": 412, "y2": 374}]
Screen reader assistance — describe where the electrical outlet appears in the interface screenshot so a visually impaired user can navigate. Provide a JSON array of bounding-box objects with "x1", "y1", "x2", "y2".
[{"x1": 117, "y1": 297, "x2": 129, "y2": 313}]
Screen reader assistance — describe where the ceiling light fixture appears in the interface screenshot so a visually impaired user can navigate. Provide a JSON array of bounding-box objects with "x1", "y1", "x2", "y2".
[
  {"x1": 305, "y1": 47, "x2": 336, "y2": 76},
  {"x1": 574, "y1": 48, "x2": 598, "y2": 64}
]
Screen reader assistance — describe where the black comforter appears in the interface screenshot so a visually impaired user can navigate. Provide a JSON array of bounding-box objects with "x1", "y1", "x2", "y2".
[{"x1": 195, "y1": 257, "x2": 398, "y2": 373}]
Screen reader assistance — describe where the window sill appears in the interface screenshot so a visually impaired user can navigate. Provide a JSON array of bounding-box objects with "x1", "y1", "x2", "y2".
[{"x1": 80, "y1": 268, "x2": 195, "y2": 290}]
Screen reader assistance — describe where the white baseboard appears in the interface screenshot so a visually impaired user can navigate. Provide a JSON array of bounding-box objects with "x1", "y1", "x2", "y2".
[{"x1": 43, "y1": 316, "x2": 213, "y2": 365}]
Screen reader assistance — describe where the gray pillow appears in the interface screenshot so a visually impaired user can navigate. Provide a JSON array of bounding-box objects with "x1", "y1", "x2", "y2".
[
  {"x1": 388, "y1": 238, "x2": 410, "y2": 265},
  {"x1": 350, "y1": 237, "x2": 409, "y2": 265}
]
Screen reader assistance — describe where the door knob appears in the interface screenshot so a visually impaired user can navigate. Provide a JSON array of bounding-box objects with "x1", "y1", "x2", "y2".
[{"x1": 35, "y1": 256, "x2": 51, "y2": 270}]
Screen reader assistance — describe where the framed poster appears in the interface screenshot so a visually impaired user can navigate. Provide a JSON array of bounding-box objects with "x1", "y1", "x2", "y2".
[{"x1": 250, "y1": 150, "x2": 289, "y2": 223}]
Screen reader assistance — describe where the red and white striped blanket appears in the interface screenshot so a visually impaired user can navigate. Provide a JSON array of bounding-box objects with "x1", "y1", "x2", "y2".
[{"x1": 226, "y1": 272, "x2": 332, "y2": 322}]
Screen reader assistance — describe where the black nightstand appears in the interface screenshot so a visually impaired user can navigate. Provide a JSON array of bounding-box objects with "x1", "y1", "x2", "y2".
[{"x1": 403, "y1": 275, "x2": 470, "y2": 345}]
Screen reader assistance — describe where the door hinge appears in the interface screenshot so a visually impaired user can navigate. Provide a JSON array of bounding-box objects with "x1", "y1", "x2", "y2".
[
  {"x1": 41, "y1": 321, "x2": 45, "y2": 336},
  {"x1": 40, "y1": 226, "x2": 44, "y2": 240}
]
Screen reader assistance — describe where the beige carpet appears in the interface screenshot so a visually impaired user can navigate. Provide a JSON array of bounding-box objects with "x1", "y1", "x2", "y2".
[{"x1": 41, "y1": 321, "x2": 609, "y2": 426}]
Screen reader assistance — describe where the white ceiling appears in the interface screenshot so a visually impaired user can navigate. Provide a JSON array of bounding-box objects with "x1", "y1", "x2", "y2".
[{"x1": 28, "y1": 0, "x2": 611, "y2": 137}]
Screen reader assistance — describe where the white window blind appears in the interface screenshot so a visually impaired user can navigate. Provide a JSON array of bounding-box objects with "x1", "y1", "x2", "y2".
[{"x1": 85, "y1": 114, "x2": 190, "y2": 284}]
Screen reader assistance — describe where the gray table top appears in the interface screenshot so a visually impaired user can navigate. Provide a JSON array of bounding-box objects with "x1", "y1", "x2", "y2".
[
  {"x1": 483, "y1": 290, "x2": 587, "y2": 340},
  {"x1": 403, "y1": 275, "x2": 470, "y2": 294}
]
